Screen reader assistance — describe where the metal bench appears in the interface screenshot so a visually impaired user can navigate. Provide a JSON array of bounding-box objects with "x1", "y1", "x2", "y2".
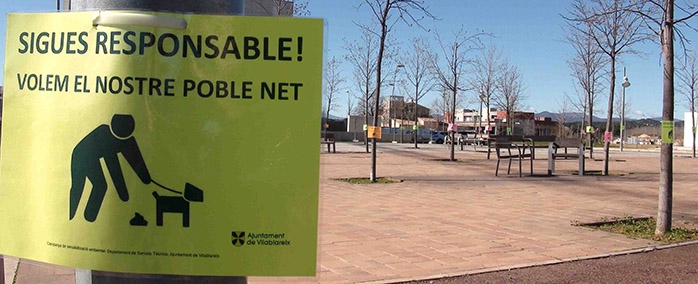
[
  {"x1": 487, "y1": 135, "x2": 534, "y2": 160},
  {"x1": 547, "y1": 138, "x2": 585, "y2": 176},
  {"x1": 494, "y1": 136, "x2": 533, "y2": 177},
  {"x1": 321, "y1": 132, "x2": 336, "y2": 153},
  {"x1": 459, "y1": 133, "x2": 489, "y2": 151}
]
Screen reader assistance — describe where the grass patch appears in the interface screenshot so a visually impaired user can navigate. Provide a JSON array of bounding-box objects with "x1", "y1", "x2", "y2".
[
  {"x1": 576, "y1": 217, "x2": 698, "y2": 244},
  {"x1": 333, "y1": 177, "x2": 401, "y2": 184}
]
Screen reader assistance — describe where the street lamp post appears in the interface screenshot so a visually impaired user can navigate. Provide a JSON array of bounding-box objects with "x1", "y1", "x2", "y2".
[{"x1": 621, "y1": 68, "x2": 631, "y2": 151}]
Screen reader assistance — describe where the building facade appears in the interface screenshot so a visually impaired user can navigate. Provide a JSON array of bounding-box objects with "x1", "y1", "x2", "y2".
[{"x1": 452, "y1": 108, "x2": 497, "y2": 133}]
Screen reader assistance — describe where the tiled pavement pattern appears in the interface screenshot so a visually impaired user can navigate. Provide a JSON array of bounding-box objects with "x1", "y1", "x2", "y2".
[{"x1": 5, "y1": 142, "x2": 698, "y2": 283}]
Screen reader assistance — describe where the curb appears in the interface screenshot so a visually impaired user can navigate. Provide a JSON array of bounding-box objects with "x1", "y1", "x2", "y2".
[{"x1": 366, "y1": 240, "x2": 698, "y2": 284}]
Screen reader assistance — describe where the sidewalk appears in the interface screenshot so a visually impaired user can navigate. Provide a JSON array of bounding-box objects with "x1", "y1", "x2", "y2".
[
  {"x1": 5, "y1": 142, "x2": 698, "y2": 283},
  {"x1": 251, "y1": 142, "x2": 698, "y2": 283}
]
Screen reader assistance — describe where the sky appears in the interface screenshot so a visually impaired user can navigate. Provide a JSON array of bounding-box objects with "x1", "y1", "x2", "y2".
[{"x1": 1, "y1": 1, "x2": 697, "y2": 119}]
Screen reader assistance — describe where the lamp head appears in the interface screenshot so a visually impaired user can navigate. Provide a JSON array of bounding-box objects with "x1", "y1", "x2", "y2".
[{"x1": 622, "y1": 76, "x2": 631, "y2": 88}]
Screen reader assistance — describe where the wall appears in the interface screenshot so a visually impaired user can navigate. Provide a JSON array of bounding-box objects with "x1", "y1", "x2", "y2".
[{"x1": 684, "y1": 112, "x2": 697, "y2": 148}]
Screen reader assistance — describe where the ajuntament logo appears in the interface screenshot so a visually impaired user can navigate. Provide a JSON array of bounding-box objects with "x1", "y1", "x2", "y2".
[
  {"x1": 231, "y1": 231, "x2": 292, "y2": 247},
  {"x1": 231, "y1": 231, "x2": 245, "y2": 247}
]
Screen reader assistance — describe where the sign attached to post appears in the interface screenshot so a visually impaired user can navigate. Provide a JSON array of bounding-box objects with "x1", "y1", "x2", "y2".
[
  {"x1": 0, "y1": 12, "x2": 322, "y2": 276},
  {"x1": 604, "y1": 131, "x2": 613, "y2": 143},
  {"x1": 367, "y1": 126, "x2": 382, "y2": 139},
  {"x1": 662, "y1": 120, "x2": 674, "y2": 144}
]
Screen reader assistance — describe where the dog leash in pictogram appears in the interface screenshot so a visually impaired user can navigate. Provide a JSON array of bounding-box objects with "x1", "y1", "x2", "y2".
[{"x1": 151, "y1": 179, "x2": 182, "y2": 195}]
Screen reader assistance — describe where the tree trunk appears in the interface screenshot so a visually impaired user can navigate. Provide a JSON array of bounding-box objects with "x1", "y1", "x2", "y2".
[
  {"x1": 371, "y1": 2, "x2": 391, "y2": 182},
  {"x1": 414, "y1": 96, "x2": 420, "y2": 148},
  {"x1": 656, "y1": 0, "x2": 674, "y2": 236},
  {"x1": 449, "y1": 77, "x2": 457, "y2": 161},
  {"x1": 684, "y1": 108, "x2": 696, "y2": 158},
  {"x1": 364, "y1": 95, "x2": 370, "y2": 153},
  {"x1": 603, "y1": 55, "x2": 616, "y2": 176},
  {"x1": 588, "y1": 93, "x2": 594, "y2": 159}
]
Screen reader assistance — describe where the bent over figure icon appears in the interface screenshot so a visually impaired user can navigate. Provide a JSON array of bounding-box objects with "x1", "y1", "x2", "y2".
[{"x1": 69, "y1": 114, "x2": 151, "y2": 222}]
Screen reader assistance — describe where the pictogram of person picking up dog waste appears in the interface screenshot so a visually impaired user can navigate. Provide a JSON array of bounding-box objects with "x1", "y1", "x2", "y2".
[{"x1": 69, "y1": 114, "x2": 204, "y2": 227}]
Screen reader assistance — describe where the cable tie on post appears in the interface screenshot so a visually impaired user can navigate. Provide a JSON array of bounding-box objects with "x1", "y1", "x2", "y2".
[{"x1": 92, "y1": 11, "x2": 187, "y2": 30}]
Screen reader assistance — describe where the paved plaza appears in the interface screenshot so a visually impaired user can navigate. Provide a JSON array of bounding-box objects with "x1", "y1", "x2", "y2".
[{"x1": 5, "y1": 142, "x2": 698, "y2": 283}]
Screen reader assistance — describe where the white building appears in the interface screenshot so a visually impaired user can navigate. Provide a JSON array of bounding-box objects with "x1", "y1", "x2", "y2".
[
  {"x1": 453, "y1": 108, "x2": 497, "y2": 131},
  {"x1": 684, "y1": 112, "x2": 698, "y2": 148}
]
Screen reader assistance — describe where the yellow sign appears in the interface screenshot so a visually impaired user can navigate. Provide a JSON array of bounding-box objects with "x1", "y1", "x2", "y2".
[
  {"x1": 367, "y1": 126, "x2": 382, "y2": 139},
  {"x1": 662, "y1": 120, "x2": 674, "y2": 144},
  {"x1": 0, "y1": 12, "x2": 322, "y2": 276}
]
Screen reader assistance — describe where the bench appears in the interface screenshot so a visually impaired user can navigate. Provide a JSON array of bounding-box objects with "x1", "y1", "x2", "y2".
[
  {"x1": 547, "y1": 138, "x2": 585, "y2": 176},
  {"x1": 487, "y1": 135, "x2": 534, "y2": 159},
  {"x1": 321, "y1": 132, "x2": 336, "y2": 153},
  {"x1": 493, "y1": 136, "x2": 533, "y2": 177},
  {"x1": 524, "y1": 135, "x2": 557, "y2": 159},
  {"x1": 459, "y1": 133, "x2": 489, "y2": 151}
]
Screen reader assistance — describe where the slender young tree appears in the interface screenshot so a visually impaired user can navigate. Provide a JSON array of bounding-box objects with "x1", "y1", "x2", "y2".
[
  {"x1": 402, "y1": 37, "x2": 437, "y2": 148},
  {"x1": 344, "y1": 28, "x2": 380, "y2": 153},
  {"x1": 323, "y1": 57, "x2": 345, "y2": 137},
  {"x1": 625, "y1": 0, "x2": 698, "y2": 235},
  {"x1": 430, "y1": 87, "x2": 460, "y2": 129},
  {"x1": 678, "y1": 52, "x2": 698, "y2": 158},
  {"x1": 492, "y1": 61, "x2": 527, "y2": 134},
  {"x1": 555, "y1": 97, "x2": 573, "y2": 138},
  {"x1": 431, "y1": 28, "x2": 486, "y2": 161},
  {"x1": 565, "y1": 19, "x2": 608, "y2": 157},
  {"x1": 471, "y1": 45, "x2": 505, "y2": 137},
  {"x1": 346, "y1": 91, "x2": 355, "y2": 118},
  {"x1": 565, "y1": 0, "x2": 648, "y2": 176},
  {"x1": 565, "y1": 91, "x2": 588, "y2": 137},
  {"x1": 359, "y1": 0, "x2": 434, "y2": 182}
]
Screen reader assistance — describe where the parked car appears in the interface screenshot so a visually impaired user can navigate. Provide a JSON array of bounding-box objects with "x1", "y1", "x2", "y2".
[
  {"x1": 411, "y1": 129, "x2": 432, "y2": 143},
  {"x1": 432, "y1": 130, "x2": 479, "y2": 144},
  {"x1": 430, "y1": 131, "x2": 448, "y2": 144}
]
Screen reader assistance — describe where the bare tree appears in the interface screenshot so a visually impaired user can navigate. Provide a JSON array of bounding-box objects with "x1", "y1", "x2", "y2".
[
  {"x1": 402, "y1": 37, "x2": 437, "y2": 148},
  {"x1": 247, "y1": 0, "x2": 310, "y2": 16},
  {"x1": 565, "y1": 19, "x2": 608, "y2": 157},
  {"x1": 565, "y1": 0, "x2": 648, "y2": 176},
  {"x1": 430, "y1": 87, "x2": 459, "y2": 130},
  {"x1": 431, "y1": 28, "x2": 486, "y2": 161},
  {"x1": 471, "y1": 45, "x2": 505, "y2": 137},
  {"x1": 555, "y1": 97, "x2": 572, "y2": 138},
  {"x1": 323, "y1": 57, "x2": 344, "y2": 135},
  {"x1": 492, "y1": 61, "x2": 527, "y2": 134},
  {"x1": 678, "y1": 52, "x2": 698, "y2": 158},
  {"x1": 626, "y1": 0, "x2": 698, "y2": 235},
  {"x1": 359, "y1": 0, "x2": 434, "y2": 182},
  {"x1": 344, "y1": 28, "x2": 379, "y2": 153},
  {"x1": 346, "y1": 91, "x2": 355, "y2": 118},
  {"x1": 565, "y1": 91, "x2": 589, "y2": 136}
]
